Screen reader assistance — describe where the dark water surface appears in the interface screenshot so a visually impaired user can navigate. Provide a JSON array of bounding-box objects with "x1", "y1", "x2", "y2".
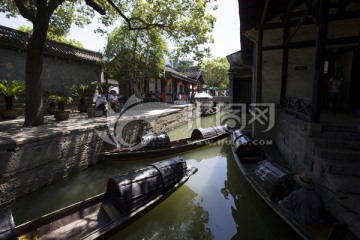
[{"x1": 11, "y1": 116, "x2": 301, "y2": 239}]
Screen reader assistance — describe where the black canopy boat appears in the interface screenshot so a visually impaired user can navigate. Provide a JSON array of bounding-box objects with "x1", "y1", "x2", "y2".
[
  {"x1": 102, "y1": 125, "x2": 230, "y2": 160},
  {"x1": 0, "y1": 157, "x2": 197, "y2": 240},
  {"x1": 200, "y1": 106, "x2": 220, "y2": 117},
  {"x1": 230, "y1": 130, "x2": 356, "y2": 240}
]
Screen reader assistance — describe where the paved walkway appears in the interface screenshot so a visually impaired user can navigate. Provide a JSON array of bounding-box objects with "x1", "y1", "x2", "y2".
[{"x1": 0, "y1": 103, "x2": 191, "y2": 148}]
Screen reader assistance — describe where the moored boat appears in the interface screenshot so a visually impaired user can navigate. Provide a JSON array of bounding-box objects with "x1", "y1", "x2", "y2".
[
  {"x1": 230, "y1": 130, "x2": 356, "y2": 240},
  {"x1": 102, "y1": 125, "x2": 230, "y2": 160},
  {"x1": 0, "y1": 157, "x2": 197, "y2": 240},
  {"x1": 200, "y1": 106, "x2": 219, "y2": 117}
]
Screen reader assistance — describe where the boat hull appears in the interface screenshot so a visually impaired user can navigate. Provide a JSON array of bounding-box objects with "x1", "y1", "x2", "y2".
[
  {"x1": 103, "y1": 125, "x2": 230, "y2": 161},
  {"x1": 230, "y1": 130, "x2": 354, "y2": 240},
  {"x1": 2, "y1": 158, "x2": 198, "y2": 240}
]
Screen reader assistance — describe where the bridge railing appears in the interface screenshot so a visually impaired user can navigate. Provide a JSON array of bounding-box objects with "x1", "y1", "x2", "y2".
[{"x1": 282, "y1": 97, "x2": 311, "y2": 121}]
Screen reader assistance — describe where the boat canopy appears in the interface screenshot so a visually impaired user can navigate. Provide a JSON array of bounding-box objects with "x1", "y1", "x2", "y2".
[
  {"x1": 249, "y1": 160, "x2": 294, "y2": 203},
  {"x1": 232, "y1": 130, "x2": 263, "y2": 161},
  {"x1": 140, "y1": 132, "x2": 170, "y2": 150},
  {"x1": 0, "y1": 208, "x2": 16, "y2": 240},
  {"x1": 106, "y1": 157, "x2": 187, "y2": 212},
  {"x1": 191, "y1": 125, "x2": 229, "y2": 140},
  {"x1": 194, "y1": 92, "x2": 213, "y2": 100}
]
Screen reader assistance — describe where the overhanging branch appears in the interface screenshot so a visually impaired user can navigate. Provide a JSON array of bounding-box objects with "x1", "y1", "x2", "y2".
[
  {"x1": 13, "y1": 0, "x2": 35, "y2": 22},
  {"x1": 106, "y1": 0, "x2": 167, "y2": 30}
]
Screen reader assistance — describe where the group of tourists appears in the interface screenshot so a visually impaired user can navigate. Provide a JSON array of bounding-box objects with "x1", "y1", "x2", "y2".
[{"x1": 95, "y1": 89, "x2": 125, "y2": 115}]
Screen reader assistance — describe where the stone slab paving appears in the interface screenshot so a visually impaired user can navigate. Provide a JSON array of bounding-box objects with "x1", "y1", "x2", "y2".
[{"x1": 0, "y1": 104, "x2": 191, "y2": 150}]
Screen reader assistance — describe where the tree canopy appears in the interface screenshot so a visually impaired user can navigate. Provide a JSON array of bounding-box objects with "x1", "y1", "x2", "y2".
[
  {"x1": 104, "y1": 25, "x2": 167, "y2": 96},
  {"x1": 201, "y1": 57, "x2": 229, "y2": 89},
  {"x1": 0, "y1": 0, "x2": 217, "y2": 126}
]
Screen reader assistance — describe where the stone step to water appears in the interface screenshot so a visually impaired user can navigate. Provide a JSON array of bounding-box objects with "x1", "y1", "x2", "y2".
[
  {"x1": 312, "y1": 138, "x2": 360, "y2": 151},
  {"x1": 320, "y1": 148, "x2": 360, "y2": 162},
  {"x1": 317, "y1": 153, "x2": 360, "y2": 176},
  {"x1": 322, "y1": 125, "x2": 359, "y2": 133},
  {"x1": 325, "y1": 173, "x2": 360, "y2": 194},
  {"x1": 315, "y1": 131, "x2": 360, "y2": 141}
]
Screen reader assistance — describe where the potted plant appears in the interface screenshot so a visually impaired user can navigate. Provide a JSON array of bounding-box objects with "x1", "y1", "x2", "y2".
[
  {"x1": 44, "y1": 91, "x2": 60, "y2": 115},
  {"x1": 0, "y1": 80, "x2": 25, "y2": 120},
  {"x1": 47, "y1": 93, "x2": 73, "y2": 121},
  {"x1": 70, "y1": 84, "x2": 93, "y2": 112}
]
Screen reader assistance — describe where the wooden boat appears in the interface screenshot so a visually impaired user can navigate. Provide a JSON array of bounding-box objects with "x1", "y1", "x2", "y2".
[
  {"x1": 0, "y1": 157, "x2": 197, "y2": 240},
  {"x1": 102, "y1": 125, "x2": 230, "y2": 160},
  {"x1": 230, "y1": 130, "x2": 356, "y2": 240},
  {"x1": 200, "y1": 106, "x2": 219, "y2": 117}
]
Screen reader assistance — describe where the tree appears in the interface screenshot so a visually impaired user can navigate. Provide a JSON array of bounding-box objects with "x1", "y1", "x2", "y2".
[
  {"x1": 104, "y1": 25, "x2": 167, "y2": 96},
  {"x1": 201, "y1": 57, "x2": 229, "y2": 89},
  {"x1": 1, "y1": 0, "x2": 216, "y2": 126},
  {"x1": 18, "y1": 25, "x2": 83, "y2": 48}
]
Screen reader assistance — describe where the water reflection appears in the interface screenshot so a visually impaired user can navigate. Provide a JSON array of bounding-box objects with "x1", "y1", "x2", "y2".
[
  {"x1": 108, "y1": 185, "x2": 213, "y2": 240},
  {"x1": 9, "y1": 116, "x2": 301, "y2": 239}
]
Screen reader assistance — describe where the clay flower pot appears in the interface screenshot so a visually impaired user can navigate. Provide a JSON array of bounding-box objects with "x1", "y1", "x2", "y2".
[
  {"x1": 54, "y1": 110, "x2": 70, "y2": 121},
  {"x1": 1, "y1": 109, "x2": 18, "y2": 120}
]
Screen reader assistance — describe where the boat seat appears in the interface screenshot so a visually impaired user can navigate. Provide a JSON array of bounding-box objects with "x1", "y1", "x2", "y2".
[
  {"x1": 101, "y1": 201, "x2": 122, "y2": 221},
  {"x1": 0, "y1": 208, "x2": 16, "y2": 240}
]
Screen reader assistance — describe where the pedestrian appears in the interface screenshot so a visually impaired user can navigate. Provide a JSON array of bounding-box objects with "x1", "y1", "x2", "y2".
[
  {"x1": 95, "y1": 92, "x2": 108, "y2": 115},
  {"x1": 278, "y1": 171, "x2": 325, "y2": 227},
  {"x1": 108, "y1": 90, "x2": 120, "y2": 113},
  {"x1": 328, "y1": 69, "x2": 343, "y2": 112}
]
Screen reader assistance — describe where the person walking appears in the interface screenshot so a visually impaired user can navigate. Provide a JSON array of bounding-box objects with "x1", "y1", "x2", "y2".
[{"x1": 328, "y1": 70, "x2": 343, "y2": 112}]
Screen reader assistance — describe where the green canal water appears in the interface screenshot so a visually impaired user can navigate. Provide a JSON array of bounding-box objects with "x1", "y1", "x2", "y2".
[{"x1": 10, "y1": 116, "x2": 301, "y2": 240}]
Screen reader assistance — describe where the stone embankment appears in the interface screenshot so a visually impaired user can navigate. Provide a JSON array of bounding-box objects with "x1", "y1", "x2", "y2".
[
  {"x1": 0, "y1": 104, "x2": 198, "y2": 204},
  {"x1": 275, "y1": 110, "x2": 360, "y2": 238}
]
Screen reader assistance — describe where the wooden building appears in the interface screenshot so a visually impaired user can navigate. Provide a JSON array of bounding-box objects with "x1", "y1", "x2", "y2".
[{"x1": 235, "y1": 1, "x2": 360, "y2": 237}]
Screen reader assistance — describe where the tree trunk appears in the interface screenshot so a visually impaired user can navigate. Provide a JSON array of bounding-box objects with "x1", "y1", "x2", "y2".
[{"x1": 23, "y1": 15, "x2": 50, "y2": 126}]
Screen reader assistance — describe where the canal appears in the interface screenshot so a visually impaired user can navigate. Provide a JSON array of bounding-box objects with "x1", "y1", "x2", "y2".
[{"x1": 10, "y1": 115, "x2": 301, "y2": 239}]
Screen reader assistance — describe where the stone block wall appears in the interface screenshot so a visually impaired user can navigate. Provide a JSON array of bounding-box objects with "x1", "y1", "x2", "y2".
[
  {"x1": 0, "y1": 127, "x2": 105, "y2": 204},
  {"x1": 274, "y1": 109, "x2": 321, "y2": 172},
  {"x1": 0, "y1": 104, "x2": 199, "y2": 204}
]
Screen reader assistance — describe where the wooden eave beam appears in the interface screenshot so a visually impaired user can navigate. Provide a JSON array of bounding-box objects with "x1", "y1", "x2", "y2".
[
  {"x1": 262, "y1": 35, "x2": 360, "y2": 50},
  {"x1": 259, "y1": 10, "x2": 360, "y2": 30},
  {"x1": 281, "y1": 0, "x2": 296, "y2": 24},
  {"x1": 285, "y1": 0, "x2": 319, "y2": 43},
  {"x1": 261, "y1": 0, "x2": 270, "y2": 25},
  {"x1": 286, "y1": 10, "x2": 314, "y2": 44},
  {"x1": 303, "y1": 0, "x2": 319, "y2": 23}
]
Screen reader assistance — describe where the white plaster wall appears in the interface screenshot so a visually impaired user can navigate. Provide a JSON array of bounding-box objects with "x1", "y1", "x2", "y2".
[
  {"x1": 263, "y1": 28, "x2": 283, "y2": 46},
  {"x1": 328, "y1": 18, "x2": 360, "y2": 39},
  {"x1": 287, "y1": 47, "x2": 315, "y2": 98},
  {"x1": 262, "y1": 50, "x2": 282, "y2": 103},
  {"x1": 291, "y1": 24, "x2": 316, "y2": 42}
]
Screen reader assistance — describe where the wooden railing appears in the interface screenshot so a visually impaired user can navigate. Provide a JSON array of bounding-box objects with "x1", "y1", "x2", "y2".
[{"x1": 282, "y1": 97, "x2": 311, "y2": 121}]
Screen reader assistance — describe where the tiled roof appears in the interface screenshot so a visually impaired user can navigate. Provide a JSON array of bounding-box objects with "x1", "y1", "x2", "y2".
[
  {"x1": 164, "y1": 66, "x2": 199, "y2": 84},
  {"x1": 0, "y1": 25, "x2": 102, "y2": 64},
  {"x1": 177, "y1": 67, "x2": 203, "y2": 81}
]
